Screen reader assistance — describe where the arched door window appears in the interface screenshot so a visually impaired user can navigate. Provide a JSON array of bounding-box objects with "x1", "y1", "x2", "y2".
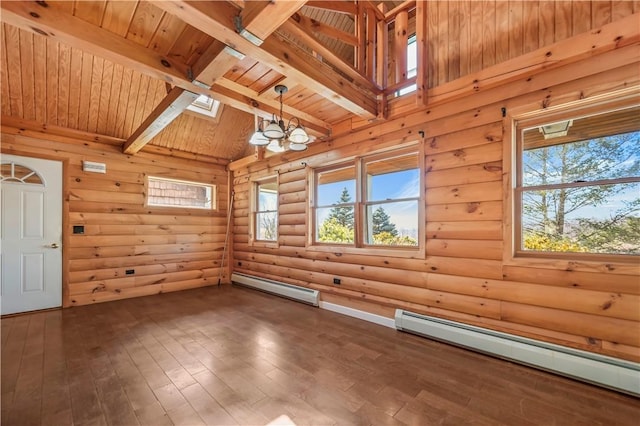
[{"x1": 1, "y1": 162, "x2": 44, "y2": 185}]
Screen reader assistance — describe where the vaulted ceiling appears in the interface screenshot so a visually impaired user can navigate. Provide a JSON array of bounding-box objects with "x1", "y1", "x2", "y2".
[
  {"x1": 1, "y1": 1, "x2": 636, "y2": 161},
  {"x1": 1, "y1": 0, "x2": 401, "y2": 160}
]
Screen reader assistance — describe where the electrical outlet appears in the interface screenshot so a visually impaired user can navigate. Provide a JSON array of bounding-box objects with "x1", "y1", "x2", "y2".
[
  {"x1": 125, "y1": 269, "x2": 135, "y2": 275},
  {"x1": 333, "y1": 277, "x2": 341, "y2": 285}
]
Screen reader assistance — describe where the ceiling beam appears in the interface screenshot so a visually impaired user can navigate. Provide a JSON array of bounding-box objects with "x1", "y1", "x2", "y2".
[
  {"x1": 289, "y1": 12, "x2": 358, "y2": 46},
  {"x1": 240, "y1": 1, "x2": 308, "y2": 41},
  {"x1": 215, "y1": 78, "x2": 332, "y2": 133},
  {"x1": 0, "y1": 1, "x2": 329, "y2": 140},
  {"x1": 123, "y1": 87, "x2": 198, "y2": 154},
  {"x1": 280, "y1": 18, "x2": 380, "y2": 94},
  {"x1": 124, "y1": 1, "x2": 307, "y2": 155},
  {"x1": 154, "y1": 0, "x2": 377, "y2": 118}
]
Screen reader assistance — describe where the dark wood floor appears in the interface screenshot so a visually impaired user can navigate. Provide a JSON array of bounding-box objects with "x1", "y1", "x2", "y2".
[{"x1": 2, "y1": 285, "x2": 639, "y2": 426}]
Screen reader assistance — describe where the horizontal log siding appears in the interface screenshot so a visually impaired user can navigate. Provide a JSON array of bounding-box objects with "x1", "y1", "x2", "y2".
[
  {"x1": 1, "y1": 131, "x2": 229, "y2": 306},
  {"x1": 232, "y1": 42, "x2": 640, "y2": 362}
]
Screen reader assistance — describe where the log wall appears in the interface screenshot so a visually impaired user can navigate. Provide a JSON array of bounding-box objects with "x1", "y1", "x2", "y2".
[
  {"x1": 231, "y1": 17, "x2": 640, "y2": 362},
  {"x1": 0, "y1": 126, "x2": 229, "y2": 307}
]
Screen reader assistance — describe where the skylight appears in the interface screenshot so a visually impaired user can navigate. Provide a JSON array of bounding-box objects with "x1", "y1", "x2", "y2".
[{"x1": 186, "y1": 94, "x2": 221, "y2": 119}]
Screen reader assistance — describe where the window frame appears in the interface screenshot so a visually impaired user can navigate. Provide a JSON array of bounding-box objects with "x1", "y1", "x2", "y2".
[
  {"x1": 250, "y1": 175, "x2": 279, "y2": 247},
  {"x1": 308, "y1": 144, "x2": 425, "y2": 258},
  {"x1": 507, "y1": 91, "x2": 639, "y2": 263},
  {"x1": 145, "y1": 176, "x2": 216, "y2": 210}
]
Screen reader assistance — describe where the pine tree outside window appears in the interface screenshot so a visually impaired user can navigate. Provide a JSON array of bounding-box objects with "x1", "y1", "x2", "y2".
[{"x1": 311, "y1": 146, "x2": 423, "y2": 256}]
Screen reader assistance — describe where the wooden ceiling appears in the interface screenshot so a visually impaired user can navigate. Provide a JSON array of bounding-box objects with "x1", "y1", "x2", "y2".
[
  {"x1": 0, "y1": 0, "x2": 393, "y2": 160},
  {"x1": 1, "y1": 1, "x2": 637, "y2": 161}
]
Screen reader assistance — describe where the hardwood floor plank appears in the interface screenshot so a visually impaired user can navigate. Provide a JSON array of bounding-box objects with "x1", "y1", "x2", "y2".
[{"x1": 1, "y1": 285, "x2": 639, "y2": 425}]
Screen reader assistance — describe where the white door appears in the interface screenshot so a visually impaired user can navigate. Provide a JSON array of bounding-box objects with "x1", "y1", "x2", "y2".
[{"x1": 1, "y1": 154, "x2": 62, "y2": 315}]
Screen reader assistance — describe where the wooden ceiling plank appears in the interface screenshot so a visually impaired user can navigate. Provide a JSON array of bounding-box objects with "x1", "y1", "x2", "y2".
[
  {"x1": 154, "y1": 0, "x2": 376, "y2": 118},
  {"x1": 33, "y1": 30, "x2": 47, "y2": 124},
  {"x1": 45, "y1": 37, "x2": 59, "y2": 125},
  {"x1": 73, "y1": 0, "x2": 107, "y2": 27},
  {"x1": 126, "y1": 1, "x2": 164, "y2": 48},
  {"x1": 305, "y1": 1, "x2": 357, "y2": 15},
  {"x1": 123, "y1": 86, "x2": 198, "y2": 154},
  {"x1": 19, "y1": 27, "x2": 36, "y2": 122},
  {"x1": 149, "y1": 12, "x2": 187, "y2": 55},
  {"x1": 101, "y1": 0, "x2": 138, "y2": 37}
]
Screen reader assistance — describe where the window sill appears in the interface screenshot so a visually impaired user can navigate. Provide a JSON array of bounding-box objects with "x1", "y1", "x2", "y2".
[{"x1": 505, "y1": 252, "x2": 639, "y2": 274}]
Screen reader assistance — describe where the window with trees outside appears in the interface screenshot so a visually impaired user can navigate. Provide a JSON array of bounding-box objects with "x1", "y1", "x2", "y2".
[
  {"x1": 515, "y1": 104, "x2": 639, "y2": 257},
  {"x1": 252, "y1": 177, "x2": 278, "y2": 243},
  {"x1": 313, "y1": 147, "x2": 421, "y2": 252}
]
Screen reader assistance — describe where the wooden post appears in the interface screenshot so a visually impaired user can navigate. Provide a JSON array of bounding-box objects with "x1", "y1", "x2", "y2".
[
  {"x1": 365, "y1": 7, "x2": 376, "y2": 80},
  {"x1": 395, "y1": 10, "x2": 409, "y2": 84},
  {"x1": 416, "y1": 0, "x2": 428, "y2": 106}
]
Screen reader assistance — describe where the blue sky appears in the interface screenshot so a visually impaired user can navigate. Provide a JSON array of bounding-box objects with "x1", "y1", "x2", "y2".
[{"x1": 317, "y1": 169, "x2": 420, "y2": 234}]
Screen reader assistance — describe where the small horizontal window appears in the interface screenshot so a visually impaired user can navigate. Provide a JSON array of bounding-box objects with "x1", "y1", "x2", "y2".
[{"x1": 147, "y1": 176, "x2": 215, "y2": 210}]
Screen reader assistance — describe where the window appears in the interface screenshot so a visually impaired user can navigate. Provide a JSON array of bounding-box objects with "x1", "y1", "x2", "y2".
[
  {"x1": 515, "y1": 104, "x2": 639, "y2": 257},
  {"x1": 147, "y1": 176, "x2": 215, "y2": 210},
  {"x1": 397, "y1": 34, "x2": 417, "y2": 97},
  {"x1": 251, "y1": 177, "x2": 278, "y2": 243},
  {"x1": 312, "y1": 146, "x2": 422, "y2": 254}
]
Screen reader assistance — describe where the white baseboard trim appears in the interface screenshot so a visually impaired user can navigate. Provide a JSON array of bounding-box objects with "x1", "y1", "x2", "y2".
[{"x1": 319, "y1": 301, "x2": 396, "y2": 329}]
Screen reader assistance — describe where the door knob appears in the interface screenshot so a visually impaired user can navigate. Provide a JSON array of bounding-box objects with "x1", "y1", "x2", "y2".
[{"x1": 49, "y1": 243, "x2": 60, "y2": 249}]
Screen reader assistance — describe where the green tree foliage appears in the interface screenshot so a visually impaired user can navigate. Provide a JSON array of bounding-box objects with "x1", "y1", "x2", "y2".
[
  {"x1": 327, "y1": 187, "x2": 354, "y2": 228},
  {"x1": 522, "y1": 131, "x2": 639, "y2": 254},
  {"x1": 318, "y1": 217, "x2": 354, "y2": 243},
  {"x1": 372, "y1": 207, "x2": 398, "y2": 236},
  {"x1": 372, "y1": 231, "x2": 417, "y2": 246}
]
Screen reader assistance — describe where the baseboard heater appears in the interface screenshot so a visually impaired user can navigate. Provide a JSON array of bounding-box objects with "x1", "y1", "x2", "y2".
[
  {"x1": 231, "y1": 272, "x2": 319, "y2": 306},
  {"x1": 395, "y1": 309, "x2": 640, "y2": 396}
]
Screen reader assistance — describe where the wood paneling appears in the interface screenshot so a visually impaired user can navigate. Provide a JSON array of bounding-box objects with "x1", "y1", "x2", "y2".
[
  {"x1": 2, "y1": 1, "x2": 638, "y2": 162},
  {"x1": 425, "y1": 0, "x2": 637, "y2": 87},
  {"x1": 1, "y1": 127, "x2": 229, "y2": 307},
  {"x1": 231, "y1": 15, "x2": 640, "y2": 363}
]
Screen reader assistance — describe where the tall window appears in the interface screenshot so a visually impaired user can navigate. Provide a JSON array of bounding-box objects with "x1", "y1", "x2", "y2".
[
  {"x1": 252, "y1": 177, "x2": 278, "y2": 242},
  {"x1": 515, "y1": 104, "x2": 639, "y2": 257},
  {"x1": 147, "y1": 176, "x2": 215, "y2": 210},
  {"x1": 397, "y1": 34, "x2": 417, "y2": 97},
  {"x1": 312, "y1": 146, "x2": 422, "y2": 252}
]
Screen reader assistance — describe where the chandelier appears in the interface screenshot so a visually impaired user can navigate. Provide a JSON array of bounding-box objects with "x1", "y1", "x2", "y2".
[{"x1": 248, "y1": 85, "x2": 310, "y2": 152}]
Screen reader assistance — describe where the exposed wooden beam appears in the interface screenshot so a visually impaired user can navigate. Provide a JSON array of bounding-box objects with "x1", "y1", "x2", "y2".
[
  {"x1": 305, "y1": 1, "x2": 357, "y2": 15},
  {"x1": 215, "y1": 78, "x2": 332, "y2": 133},
  {"x1": 190, "y1": 40, "x2": 241, "y2": 87},
  {"x1": 123, "y1": 87, "x2": 199, "y2": 154},
  {"x1": 127, "y1": 1, "x2": 306, "y2": 155},
  {"x1": 384, "y1": 0, "x2": 416, "y2": 20},
  {"x1": 280, "y1": 19, "x2": 380, "y2": 93},
  {"x1": 0, "y1": 1, "x2": 331, "y2": 140},
  {"x1": 154, "y1": 1, "x2": 377, "y2": 118},
  {"x1": 289, "y1": 12, "x2": 359, "y2": 46},
  {"x1": 240, "y1": 1, "x2": 307, "y2": 41}
]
